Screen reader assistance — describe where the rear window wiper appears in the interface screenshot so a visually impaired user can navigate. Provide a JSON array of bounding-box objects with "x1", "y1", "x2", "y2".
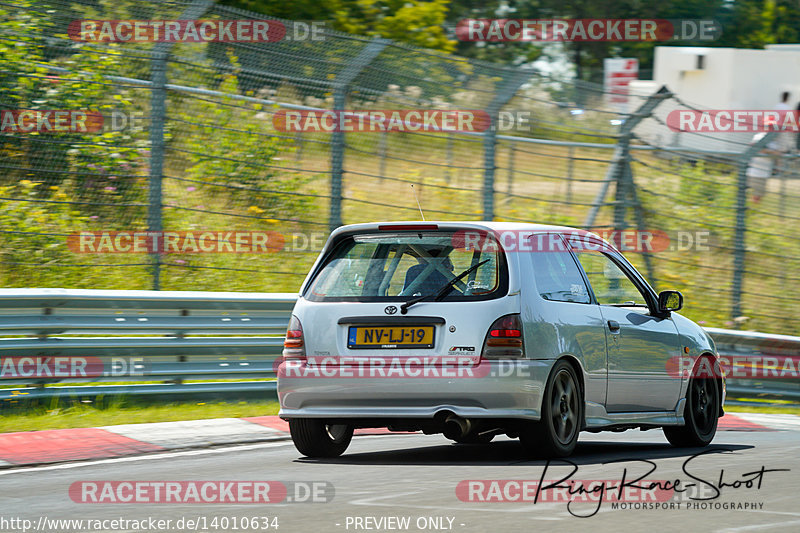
[{"x1": 400, "y1": 259, "x2": 490, "y2": 314}]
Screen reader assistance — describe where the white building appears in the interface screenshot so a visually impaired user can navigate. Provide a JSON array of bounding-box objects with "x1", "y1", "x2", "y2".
[{"x1": 630, "y1": 45, "x2": 800, "y2": 153}]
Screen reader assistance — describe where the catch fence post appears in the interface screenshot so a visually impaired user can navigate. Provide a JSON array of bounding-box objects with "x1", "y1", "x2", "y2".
[
  {"x1": 147, "y1": 0, "x2": 214, "y2": 290},
  {"x1": 328, "y1": 38, "x2": 388, "y2": 232},
  {"x1": 482, "y1": 69, "x2": 530, "y2": 220}
]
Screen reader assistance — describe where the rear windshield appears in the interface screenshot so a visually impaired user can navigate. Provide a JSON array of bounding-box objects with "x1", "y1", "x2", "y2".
[{"x1": 304, "y1": 231, "x2": 507, "y2": 302}]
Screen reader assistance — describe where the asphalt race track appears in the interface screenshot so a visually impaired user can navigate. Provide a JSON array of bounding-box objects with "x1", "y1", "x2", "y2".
[{"x1": 1, "y1": 424, "x2": 798, "y2": 533}]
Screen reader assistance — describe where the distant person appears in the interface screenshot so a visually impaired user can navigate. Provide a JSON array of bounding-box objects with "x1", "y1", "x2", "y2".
[
  {"x1": 796, "y1": 102, "x2": 800, "y2": 152},
  {"x1": 771, "y1": 92, "x2": 793, "y2": 177},
  {"x1": 776, "y1": 91, "x2": 791, "y2": 111},
  {"x1": 746, "y1": 132, "x2": 781, "y2": 203}
]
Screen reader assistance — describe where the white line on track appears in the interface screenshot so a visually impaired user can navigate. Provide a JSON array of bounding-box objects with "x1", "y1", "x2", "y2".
[
  {"x1": 717, "y1": 517, "x2": 800, "y2": 532},
  {"x1": 0, "y1": 433, "x2": 406, "y2": 477},
  {"x1": 348, "y1": 489, "x2": 567, "y2": 518},
  {"x1": 0, "y1": 440, "x2": 294, "y2": 477}
]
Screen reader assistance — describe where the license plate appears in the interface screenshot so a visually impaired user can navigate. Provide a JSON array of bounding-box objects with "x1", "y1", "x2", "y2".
[{"x1": 347, "y1": 326, "x2": 435, "y2": 349}]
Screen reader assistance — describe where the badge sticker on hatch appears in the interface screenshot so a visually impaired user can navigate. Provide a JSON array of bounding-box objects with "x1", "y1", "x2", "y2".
[{"x1": 448, "y1": 345, "x2": 476, "y2": 355}]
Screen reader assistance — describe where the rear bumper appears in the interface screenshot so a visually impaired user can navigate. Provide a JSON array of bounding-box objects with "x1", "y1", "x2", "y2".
[{"x1": 277, "y1": 359, "x2": 553, "y2": 421}]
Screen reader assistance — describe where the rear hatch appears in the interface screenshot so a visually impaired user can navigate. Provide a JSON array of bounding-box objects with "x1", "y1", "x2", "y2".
[{"x1": 294, "y1": 223, "x2": 518, "y2": 368}]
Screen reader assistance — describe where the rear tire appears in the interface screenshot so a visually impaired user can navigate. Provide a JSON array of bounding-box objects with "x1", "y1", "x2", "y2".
[
  {"x1": 664, "y1": 374, "x2": 719, "y2": 447},
  {"x1": 288, "y1": 419, "x2": 354, "y2": 458},
  {"x1": 520, "y1": 359, "x2": 582, "y2": 458}
]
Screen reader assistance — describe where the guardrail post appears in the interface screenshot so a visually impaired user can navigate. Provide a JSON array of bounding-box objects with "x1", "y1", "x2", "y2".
[
  {"x1": 329, "y1": 38, "x2": 388, "y2": 232},
  {"x1": 731, "y1": 131, "x2": 778, "y2": 320},
  {"x1": 147, "y1": 0, "x2": 213, "y2": 290},
  {"x1": 483, "y1": 69, "x2": 530, "y2": 220}
]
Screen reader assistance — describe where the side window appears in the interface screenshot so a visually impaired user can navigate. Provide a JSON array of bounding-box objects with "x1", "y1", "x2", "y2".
[
  {"x1": 530, "y1": 247, "x2": 591, "y2": 304},
  {"x1": 573, "y1": 250, "x2": 649, "y2": 310}
]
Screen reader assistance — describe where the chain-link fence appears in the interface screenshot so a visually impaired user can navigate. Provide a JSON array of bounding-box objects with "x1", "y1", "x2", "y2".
[{"x1": 1, "y1": 0, "x2": 799, "y2": 335}]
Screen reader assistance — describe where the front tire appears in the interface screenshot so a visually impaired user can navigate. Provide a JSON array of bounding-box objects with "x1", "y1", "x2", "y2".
[
  {"x1": 288, "y1": 419, "x2": 354, "y2": 458},
  {"x1": 520, "y1": 360, "x2": 582, "y2": 458},
  {"x1": 664, "y1": 373, "x2": 719, "y2": 447}
]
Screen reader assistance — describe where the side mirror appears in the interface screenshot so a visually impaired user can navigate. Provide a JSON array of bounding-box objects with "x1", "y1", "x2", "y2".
[{"x1": 658, "y1": 290, "x2": 683, "y2": 313}]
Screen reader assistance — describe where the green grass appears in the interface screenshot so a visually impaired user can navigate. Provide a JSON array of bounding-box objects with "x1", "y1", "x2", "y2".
[
  {"x1": 726, "y1": 402, "x2": 800, "y2": 416},
  {"x1": 1, "y1": 397, "x2": 797, "y2": 435},
  {"x1": 0, "y1": 400, "x2": 280, "y2": 433}
]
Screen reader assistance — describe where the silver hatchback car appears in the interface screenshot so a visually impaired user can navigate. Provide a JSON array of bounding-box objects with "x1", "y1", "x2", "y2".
[{"x1": 278, "y1": 221, "x2": 725, "y2": 458}]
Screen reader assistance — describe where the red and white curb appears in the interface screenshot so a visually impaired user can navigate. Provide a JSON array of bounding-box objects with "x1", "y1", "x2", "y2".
[
  {"x1": 0, "y1": 427, "x2": 164, "y2": 466},
  {"x1": 0, "y1": 412, "x2": 792, "y2": 468},
  {"x1": 726, "y1": 412, "x2": 800, "y2": 431},
  {"x1": 102, "y1": 418, "x2": 287, "y2": 450}
]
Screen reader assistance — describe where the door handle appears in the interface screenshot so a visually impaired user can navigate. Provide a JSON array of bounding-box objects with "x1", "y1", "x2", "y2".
[{"x1": 607, "y1": 320, "x2": 620, "y2": 332}]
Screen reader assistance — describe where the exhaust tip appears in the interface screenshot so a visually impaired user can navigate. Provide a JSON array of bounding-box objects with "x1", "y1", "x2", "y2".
[{"x1": 442, "y1": 414, "x2": 471, "y2": 440}]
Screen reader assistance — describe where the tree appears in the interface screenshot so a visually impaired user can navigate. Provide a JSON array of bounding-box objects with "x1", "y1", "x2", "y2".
[{"x1": 220, "y1": 0, "x2": 455, "y2": 52}]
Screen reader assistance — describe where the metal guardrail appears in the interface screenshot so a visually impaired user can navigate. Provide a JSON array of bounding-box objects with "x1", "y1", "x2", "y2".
[
  {"x1": 705, "y1": 327, "x2": 800, "y2": 402},
  {"x1": 0, "y1": 289, "x2": 296, "y2": 402},
  {"x1": 1, "y1": 290, "x2": 799, "y2": 403}
]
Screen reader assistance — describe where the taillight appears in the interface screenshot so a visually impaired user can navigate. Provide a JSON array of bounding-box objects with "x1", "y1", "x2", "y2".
[
  {"x1": 283, "y1": 315, "x2": 306, "y2": 360},
  {"x1": 482, "y1": 314, "x2": 524, "y2": 359}
]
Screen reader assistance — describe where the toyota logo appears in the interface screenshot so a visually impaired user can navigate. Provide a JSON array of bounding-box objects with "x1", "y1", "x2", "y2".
[{"x1": 384, "y1": 305, "x2": 398, "y2": 315}]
